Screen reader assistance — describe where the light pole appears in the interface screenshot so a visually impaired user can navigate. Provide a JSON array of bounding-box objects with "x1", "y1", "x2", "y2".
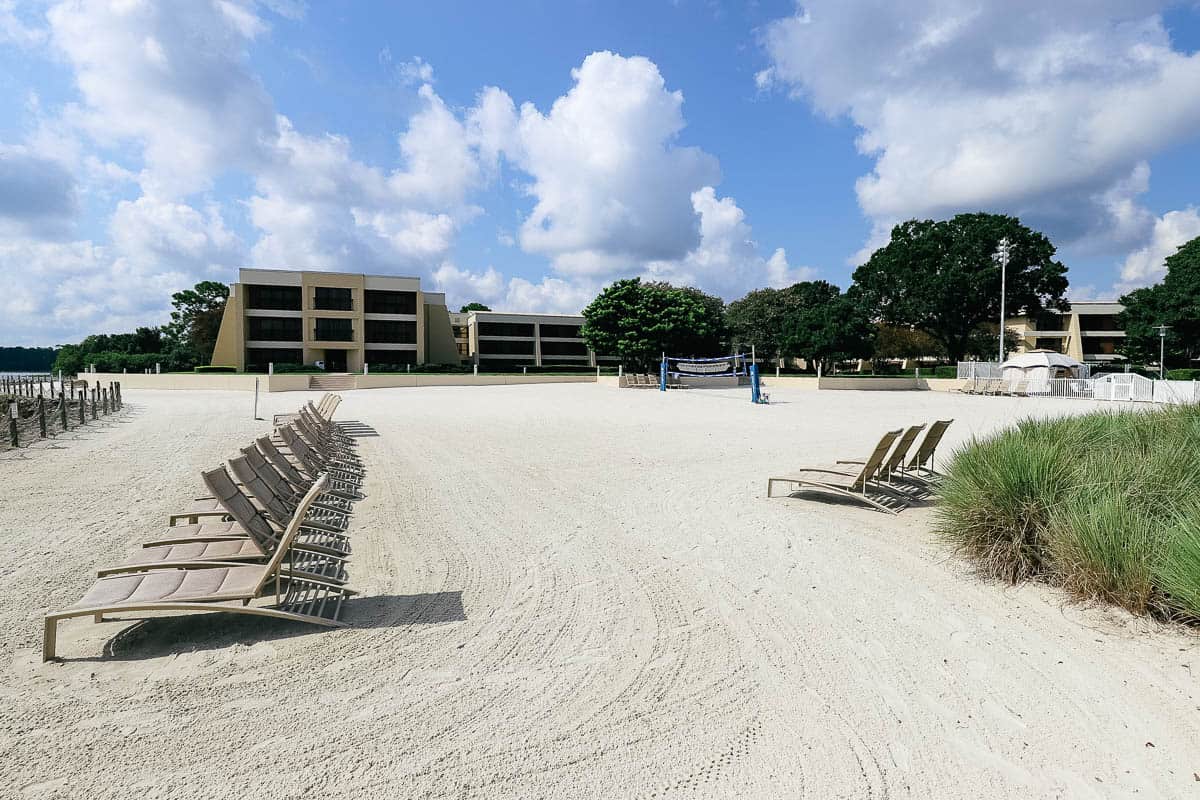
[
  {"x1": 993, "y1": 237, "x2": 1013, "y2": 364},
  {"x1": 1154, "y1": 324, "x2": 1169, "y2": 379}
]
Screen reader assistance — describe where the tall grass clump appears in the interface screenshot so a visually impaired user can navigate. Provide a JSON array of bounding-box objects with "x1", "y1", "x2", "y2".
[{"x1": 936, "y1": 404, "x2": 1200, "y2": 622}]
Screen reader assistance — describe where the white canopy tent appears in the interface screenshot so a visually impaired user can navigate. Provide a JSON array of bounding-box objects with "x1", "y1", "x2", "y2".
[{"x1": 999, "y1": 351, "x2": 1085, "y2": 389}]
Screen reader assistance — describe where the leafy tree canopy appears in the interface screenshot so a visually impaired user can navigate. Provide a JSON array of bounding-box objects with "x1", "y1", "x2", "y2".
[
  {"x1": 459, "y1": 302, "x2": 492, "y2": 313},
  {"x1": 851, "y1": 213, "x2": 1069, "y2": 362},
  {"x1": 580, "y1": 278, "x2": 725, "y2": 370},
  {"x1": 779, "y1": 281, "x2": 874, "y2": 371},
  {"x1": 163, "y1": 281, "x2": 229, "y2": 365},
  {"x1": 0, "y1": 346, "x2": 58, "y2": 372},
  {"x1": 725, "y1": 288, "x2": 793, "y2": 358},
  {"x1": 1119, "y1": 235, "x2": 1200, "y2": 368}
]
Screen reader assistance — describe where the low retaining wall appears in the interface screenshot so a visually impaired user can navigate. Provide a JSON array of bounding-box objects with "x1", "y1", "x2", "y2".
[
  {"x1": 91, "y1": 372, "x2": 598, "y2": 392},
  {"x1": 817, "y1": 376, "x2": 966, "y2": 391}
]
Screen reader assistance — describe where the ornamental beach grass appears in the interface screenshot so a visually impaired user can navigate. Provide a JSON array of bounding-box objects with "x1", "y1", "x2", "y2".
[{"x1": 935, "y1": 404, "x2": 1200, "y2": 621}]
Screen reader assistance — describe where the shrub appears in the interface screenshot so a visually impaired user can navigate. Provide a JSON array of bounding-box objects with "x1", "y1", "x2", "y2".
[
  {"x1": 271, "y1": 363, "x2": 323, "y2": 374},
  {"x1": 1166, "y1": 368, "x2": 1200, "y2": 381},
  {"x1": 195, "y1": 365, "x2": 236, "y2": 373},
  {"x1": 936, "y1": 404, "x2": 1200, "y2": 621}
]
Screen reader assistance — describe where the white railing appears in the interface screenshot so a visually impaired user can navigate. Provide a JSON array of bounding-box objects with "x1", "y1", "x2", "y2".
[
  {"x1": 1016, "y1": 374, "x2": 1197, "y2": 405},
  {"x1": 957, "y1": 361, "x2": 1003, "y2": 379}
]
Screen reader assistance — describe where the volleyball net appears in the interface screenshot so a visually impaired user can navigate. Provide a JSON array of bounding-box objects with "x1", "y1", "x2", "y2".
[{"x1": 659, "y1": 354, "x2": 765, "y2": 403}]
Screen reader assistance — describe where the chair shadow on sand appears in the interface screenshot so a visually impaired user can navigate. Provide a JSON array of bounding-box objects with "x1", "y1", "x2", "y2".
[
  {"x1": 334, "y1": 420, "x2": 379, "y2": 438},
  {"x1": 94, "y1": 590, "x2": 466, "y2": 661}
]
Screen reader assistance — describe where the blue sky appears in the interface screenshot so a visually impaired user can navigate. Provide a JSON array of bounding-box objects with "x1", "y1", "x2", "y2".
[{"x1": 1, "y1": 1, "x2": 1199, "y2": 346}]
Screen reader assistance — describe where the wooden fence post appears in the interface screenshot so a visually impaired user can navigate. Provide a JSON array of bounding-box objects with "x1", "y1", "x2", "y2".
[
  {"x1": 59, "y1": 391, "x2": 68, "y2": 430},
  {"x1": 8, "y1": 401, "x2": 17, "y2": 448},
  {"x1": 90, "y1": 388, "x2": 97, "y2": 420},
  {"x1": 79, "y1": 393, "x2": 85, "y2": 425},
  {"x1": 38, "y1": 396, "x2": 46, "y2": 438}
]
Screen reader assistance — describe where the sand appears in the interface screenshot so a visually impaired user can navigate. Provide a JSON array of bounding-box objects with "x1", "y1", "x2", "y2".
[{"x1": 1, "y1": 384, "x2": 1197, "y2": 799}]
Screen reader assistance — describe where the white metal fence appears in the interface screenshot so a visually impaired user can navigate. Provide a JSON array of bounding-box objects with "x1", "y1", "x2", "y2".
[
  {"x1": 957, "y1": 361, "x2": 1093, "y2": 380},
  {"x1": 965, "y1": 371, "x2": 1200, "y2": 404}
]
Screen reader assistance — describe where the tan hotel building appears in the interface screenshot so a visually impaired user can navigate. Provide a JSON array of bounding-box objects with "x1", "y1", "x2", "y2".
[
  {"x1": 1006, "y1": 301, "x2": 1126, "y2": 365},
  {"x1": 210, "y1": 269, "x2": 460, "y2": 372},
  {"x1": 449, "y1": 310, "x2": 617, "y2": 370}
]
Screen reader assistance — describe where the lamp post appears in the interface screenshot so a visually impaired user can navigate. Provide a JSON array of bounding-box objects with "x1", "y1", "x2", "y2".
[
  {"x1": 994, "y1": 237, "x2": 1013, "y2": 365},
  {"x1": 1154, "y1": 324, "x2": 1169, "y2": 380}
]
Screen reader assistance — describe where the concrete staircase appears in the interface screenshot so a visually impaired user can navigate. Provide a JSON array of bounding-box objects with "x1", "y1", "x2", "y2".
[{"x1": 308, "y1": 374, "x2": 356, "y2": 391}]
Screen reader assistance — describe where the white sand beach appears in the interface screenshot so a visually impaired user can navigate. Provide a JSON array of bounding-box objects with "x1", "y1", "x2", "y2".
[{"x1": 2, "y1": 384, "x2": 1197, "y2": 798}]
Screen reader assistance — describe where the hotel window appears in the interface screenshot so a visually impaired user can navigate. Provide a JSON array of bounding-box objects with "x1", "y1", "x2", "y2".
[
  {"x1": 364, "y1": 319, "x2": 417, "y2": 344},
  {"x1": 364, "y1": 349, "x2": 418, "y2": 367},
  {"x1": 245, "y1": 347, "x2": 303, "y2": 371},
  {"x1": 315, "y1": 318, "x2": 354, "y2": 341},
  {"x1": 245, "y1": 284, "x2": 302, "y2": 311},
  {"x1": 478, "y1": 321, "x2": 535, "y2": 337},
  {"x1": 478, "y1": 338, "x2": 535, "y2": 355},
  {"x1": 247, "y1": 317, "x2": 302, "y2": 341},
  {"x1": 539, "y1": 324, "x2": 582, "y2": 338},
  {"x1": 364, "y1": 290, "x2": 417, "y2": 314},
  {"x1": 314, "y1": 286, "x2": 353, "y2": 311},
  {"x1": 541, "y1": 340, "x2": 588, "y2": 356}
]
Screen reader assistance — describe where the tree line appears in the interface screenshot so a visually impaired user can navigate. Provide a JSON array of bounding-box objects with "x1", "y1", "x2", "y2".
[
  {"x1": 52, "y1": 282, "x2": 229, "y2": 376},
  {"x1": 0, "y1": 346, "x2": 58, "y2": 373},
  {"x1": 582, "y1": 212, "x2": 1071, "y2": 371},
  {"x1": 1118, "y1": 235, "x2": 1200, "y2": 372}
]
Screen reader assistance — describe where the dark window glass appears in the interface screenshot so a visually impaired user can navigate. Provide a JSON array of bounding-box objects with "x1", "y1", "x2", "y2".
[
  {"x1": 315, "y1": 318, "x2": 354, "y2": 341},
  {"x1": 314, "y1": 287, "x2": 353, "y2": 311},
  {"x1": 1079, "y1": 314, "x2": 1119, "y2": 331},
  {"x1": 245, "y1": 284, "x2": 302, "y2": 311},
  {"x1": 364, "y1": 319, "x2": 417, "y2": 344},
  {"x1": 1034, "y1": 338, "x2": 1065, "y2": 352},
  {"x1": 540, "y1": 340, "x2": 588, "y2": 356},
  {"x1": 364, "y1": 290, "x2": 416, "y2": 314},
  {"x1": 245, "y1": 348, "x2": 303, "y2": 372},
  {"x1": 478, "y1": 338, "x2": 535, "y2": 355},
  {"x1": 478, "y1": 321, "x2": 535, "y2": 337},
  {"x1": 247, "y1": 317, "x2": 302, "y2": 341},
  {"x1": 539, "y1": 324, "x2": 582, "y2": 338},
  {"x1": 364, "y1": 349, "x2": 417, "y2": 368},
  {"x1": 476, "y1": 357, "x2": 531, "y2": 369}
]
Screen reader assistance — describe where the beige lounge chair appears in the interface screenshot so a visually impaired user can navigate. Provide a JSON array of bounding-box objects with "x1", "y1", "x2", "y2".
[
  {"x1": 147, "y1": 463, "x2": 351, "y2": 558},
  {"x1": 767, "y1": 429, "x2": 911, "y2": 514},
  {"x1": 44, "y1": 476, "x2": 357, "y2": 661},
  {"x1": 278, "y1": 426, "x2": 363, "y2": 486},
  {"x1": 838, "y1": 423, "x2": 925, "y2": 485},
  {"x1": 903, "y1": 419, "x2": 953, "y2": 481},
  {"x1": 257, "y1": 435, "x2": 362, "y2": 500}
]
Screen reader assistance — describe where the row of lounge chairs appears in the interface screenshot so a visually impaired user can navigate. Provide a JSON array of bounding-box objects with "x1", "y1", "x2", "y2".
[
  {"x1": 43, "y1": 394, "x2": 365, "y2": 661},
  {"x1": 959, "y1": 377, "x2": 1028, "y2": 396},
  {"x1": 767, "y1": 419, "x2": 953, "y2": 514}
]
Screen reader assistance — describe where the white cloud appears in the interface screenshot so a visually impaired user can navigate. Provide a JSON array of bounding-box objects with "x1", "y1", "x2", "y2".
[
  {"x1": 762, "y1": 1, "x2": 1200, "y2": 269},
  {"x1": 47, "y1": 0, "x2": 278, "y2": 197},
  {"x1": 110, "y1": 196, "x2": 244, "y2": 277},
  {"x1": 484, "y1": 51, "x2": 721, "y2": 274},
  {"x1": 644, "y1": 187, "x2": 815, "y2": 296},
  {"x1": 396, "y1": 55, "x2": 435, "y2": 86},
  {"x1": 0, "y1": 0, "x2": 46, "y2": 47},
  {"x1": 0, "y1": 145, "x2": 79, "y2": 238},
  {"x1": 1118, "y1": 207, "x2": 1200, "y2": 290}
]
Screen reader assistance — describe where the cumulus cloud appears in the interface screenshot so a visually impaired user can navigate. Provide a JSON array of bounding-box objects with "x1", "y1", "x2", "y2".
[
  {"x1": 47, "y1": 0, "x2": 278, "y2": 197},
  {"x1": 761, "y1": 1, "x2": 1200, "y2": 269},
  {"x1": 644, "y1": 187, "x2": 815, "y2": 296},
  {"x1": 0, "y1": 146, "x2": 78, "y2": 237},
  {"x1": 110, "y1": 196, "x2": 244, "y2": 277},
  {"x1": 1118, "y1": 207, "x2": 1200, "y2": 290}
]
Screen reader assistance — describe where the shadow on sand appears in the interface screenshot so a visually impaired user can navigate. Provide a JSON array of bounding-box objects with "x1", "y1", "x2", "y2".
[{"x1": 91, "y1": 590, "x2": 466, "y2": 661}]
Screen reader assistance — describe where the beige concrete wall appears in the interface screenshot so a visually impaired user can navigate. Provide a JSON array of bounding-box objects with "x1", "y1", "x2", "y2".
[
  {"x1": 423, "y1": 302, "x2": 461, "y2": 365},
  {"x1": 818, "y1": 377, "x2": 921, "y2": 390},
  {"x1": 91, "y1": 372, "x2": 263, "y2": 391},
  {"x1": 209, "y1": 285, "x2": 245, "y2": 368}
]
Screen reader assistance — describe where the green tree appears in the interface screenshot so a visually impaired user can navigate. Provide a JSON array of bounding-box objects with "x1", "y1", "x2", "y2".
[
  {"x1": 851, "y1": 213, "x2": 1069, "y2": 362},
  {"x1": 162, "y1": 281, "x2": 229, "y2": 367},
  {"x1": 725, "y1": 288, "x2": 792, "y2": 360},
  {"x1": 580, "y1": 278, "x2": 725, "y2": 370},
  {"x1": 872, "y1": 324, "x2": 944, "y2": 364},
  {"x1": 459, "y1": 302, "x2": 491, "y2": 313},
  {"x1": 1119, "y1": 235, "x2": 1200, "y2": 369},
  {"x1": 779, "y1": 281, "x2": 874, "y2": 372}
]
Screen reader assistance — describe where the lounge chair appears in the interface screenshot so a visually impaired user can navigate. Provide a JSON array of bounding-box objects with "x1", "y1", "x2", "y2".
[
  {"x1": 147, "y1": 464, "x2": 351, "y2": 558},
  {"x1": 838, "y1": 423, "x2": 925, "y2": 486},
  {"x1": 767, "y1": 429, "x2": 912, "y2": 514},
  {"x1": 278, "y1": 426, "x2": 363, "y2": 486},
  {"x1": 44, "y1": 476, "x2": 357, "y2": 661},
  {"x1": 273, "y1": 393, "x2": 336, "y2": 427},
  {"x1": 903, "y1": 419, "x2": 953, "y2": 482},
  {"x1": 257, "y1": 435, "x2": 362, "y2": 500}
]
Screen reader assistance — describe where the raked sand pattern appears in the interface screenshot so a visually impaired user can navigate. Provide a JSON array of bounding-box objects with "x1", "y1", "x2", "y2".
[{"x1": 2, "y1": 384, "x2": 1197, "y2": 798}]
